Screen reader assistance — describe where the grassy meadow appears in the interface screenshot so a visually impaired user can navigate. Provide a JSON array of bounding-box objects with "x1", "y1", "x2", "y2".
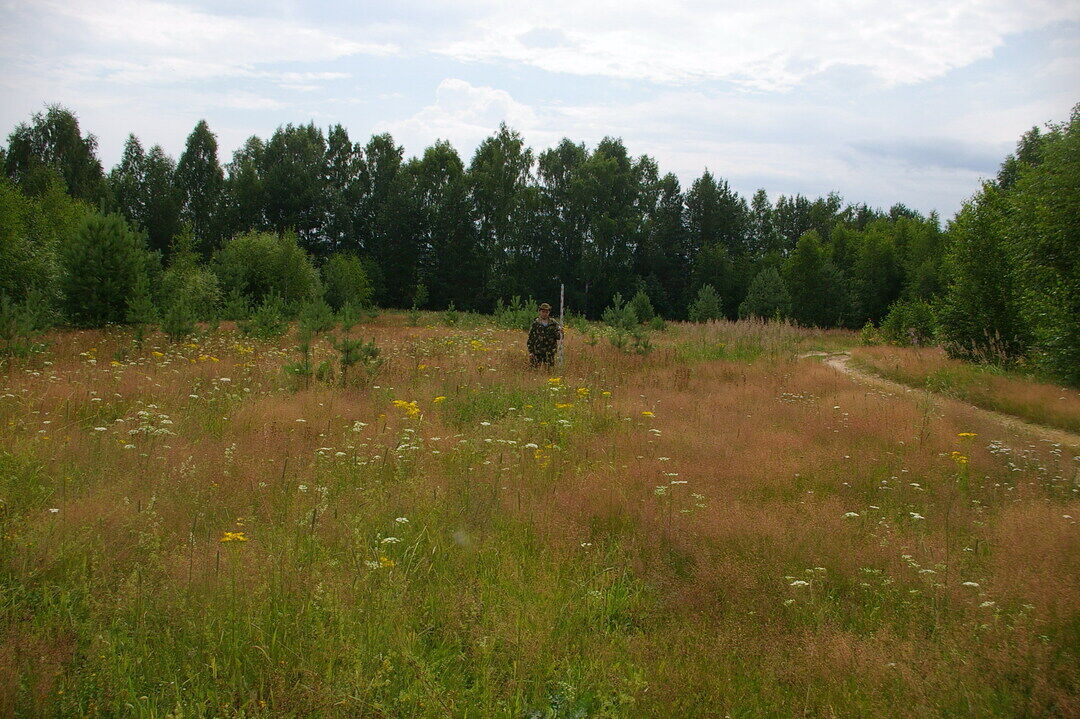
[{"x1": 1, "y1": 314, "x2": 1077, "y2": 717}]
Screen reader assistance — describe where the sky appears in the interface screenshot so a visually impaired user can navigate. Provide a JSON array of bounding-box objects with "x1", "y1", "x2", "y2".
[{"x1": 1, "y1": 0, "x2": 1077, "y2": 218}]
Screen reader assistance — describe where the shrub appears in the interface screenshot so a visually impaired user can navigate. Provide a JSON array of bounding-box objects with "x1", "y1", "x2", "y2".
[
  {"x1": 213, "y1": 231, "x2": 320, "y2": 309},
  {"x1": 493, "y1": 296, "x2": 535, "y2": 331},
  {"x1": 0, "y1": 293, "x2": 48, "y2": 364},
  {"x1": 880, "y1": 298, "x2": 936, "y2": 346},
  {"x1": 738, "y1": 267, "x2": 790, "y2": 320},
  {"x1": 322, "y1": 253, "x2": 372, "y2": 312},
  {"x1": 161, "y1": 295, "x2": 196, "y2": 343},
  {"x1": 629, "y1": 290, "x2": 656, "y2": 323},
  {"x1": 60, "y1": 213, "x2": 149, "y2": 327},
  {"x1": 126, "y1": 273, "x2": 158, "y2": 346},
  {"x1": 239, "y1": 294, "x2": 288, "y2": 341},
  {"x1": 298, "y1": 297, "x2": 336, "y2": 335},
  {"x1": 442, "y1": 302, "x2": 461, "y2": 327},
  {"x1": 687, "y1": 284, "x2": 722, "y2": 323}
]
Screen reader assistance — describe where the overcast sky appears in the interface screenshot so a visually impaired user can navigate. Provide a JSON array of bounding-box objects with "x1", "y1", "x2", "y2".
[{"x1": 2, "y1": 0, "x2": 1077, "y2": 217}]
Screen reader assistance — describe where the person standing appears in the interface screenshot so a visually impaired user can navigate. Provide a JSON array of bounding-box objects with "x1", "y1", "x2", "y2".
[{"x1": 527, "y1": 302, "x2": 563, "y2": 368}]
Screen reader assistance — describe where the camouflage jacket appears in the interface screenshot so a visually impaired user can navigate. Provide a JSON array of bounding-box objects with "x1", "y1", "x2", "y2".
[{"x1": 527, "y1": 318, "x2": 562, "y2": 356}]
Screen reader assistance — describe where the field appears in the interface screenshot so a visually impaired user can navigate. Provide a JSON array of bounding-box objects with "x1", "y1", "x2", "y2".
[{"x1": 1, "y1": 315, "x2": 1077, "y2": 718}]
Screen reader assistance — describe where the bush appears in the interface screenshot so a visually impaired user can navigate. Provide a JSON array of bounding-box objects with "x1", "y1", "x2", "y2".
[
  {"x1": 687, "y1": 284, "x2": 722, "y2": 323},
  {"x1": 441, "y1": 302, "x2": 461, "y2": 327},
  {"x1": 239, "y1": 294, "x2": 288, "y2": 341},
  {"x1": 0, "y1": 293, "x2": 49, "y2": 364},
  {"x1": 214, "y1": 231, "x2": 320, "y2": 309},
  {"x1": 629, "y1": 290, "x2": 656, "y2": 323},
  {"x1": 161, "y1": 295, "x2": 196, "y2": 343},
  {"x1": 322, "y1": 253, "x2": 372, "y2": 312},
  {"x1": 126, "y1": 274, "x2": 158, "y2": 346},
  {"x1": 739, "y1": 267, "x2": 790, "y2": 320},
  {"x1": 880, "y1": 298, "x2": 936, "y2": 346},
  {"x1": 493, "y1": 296, "x2": 535, "y2": 331},
  {"x1": 298, "y1": 297, "x2": 336, "y2": 334},
  {"x1": 60, "y1": 213, "x2": 149, "y2": 327}
]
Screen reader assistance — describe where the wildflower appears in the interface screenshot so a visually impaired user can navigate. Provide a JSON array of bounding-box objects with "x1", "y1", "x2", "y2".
[
  {"x1": 641, "y1": 411, "x2": 655, "y2": 418},
  {"x1": 789, "y1": 580, "x2": 810, "y2": 587},
  {"x1": 395, "y1": 517, "x2": 409, "y2": 524},
  {"x1": 958, "y1": 432, "x2": 977, "y2": 438},
  {"x1": 843, "y1": 512, "x2": 860, "y2": 518},
  {"x1": 93, "y1": 426, "x2": 108, "y2": 432},
  {"x1": 657, "y1": 456, "x2": 670, "y2": 461},
  {"x1": 576, "y1": 387, "x2": 589, "y2": 397},
  {"x1": 220, "y1": 531, "x2": 249, "y2": 542},
  {"x1": 379, "y1": 556, "x2": 396, "y2": 568},
  {"x1": 909, "y1": 512, "x2": 925, "y2": 520},
  {"x1": 433, "y1": 396, "x2": 446, "y2": 404},
  {"x1": 548, "y1": 377, "x2": 562, "y2": 386},
  {"x1": 980, "y1": 601, "x2": 995, "y2": 608},
  {"x1": 961, "y1": 581, "x2": 980, "y2": 588},
  {"x1": 417, "y1": 364, "x2": 428, "y2": 370},
  {"x1": 653, "y1": 485, "x2": 668, "y2": 497},
  {"x1": 381, "y1": 537, "x2": 401, "y2": 544},
  {"x1": 554, "y1": 403, "x2": 574, "y2": 410},
  {"x1": 580, "y1": 542, "x2": 592, "y2": 548},
  {"x1": 48, "y1": 508, "x2": 59, "y2": 513}
]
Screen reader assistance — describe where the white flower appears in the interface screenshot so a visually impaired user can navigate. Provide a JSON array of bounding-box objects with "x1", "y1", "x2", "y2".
[
  {"x1": 789, "y1": 580, "x2": 810, "y2": 587},
  {"x1": 909, "y1": 512, "x2": 925, "y2": 520},
  {"x1": 962, "y1": 581, "x2": 980, "y2": 588},
  {"x1": 48, "y1": 508, "x2": 59, "y2": 513},
  {"x1": 843, "y1": 512, "x2": 860, "y2": 518},
  {"x1": 480, "y1": 421, "x2": 491, "y2": 426},
  {"x1": 395, "y1": 517, "x2": 409, "y2": 524},
  {"x1": 298, "y1": 484, "x2": 308, "y2": 492},
  {"x1": 980, "y1": 601, "x2": 996, "y2": 608},
  {"x1": 93, "y1": 426, "x2": 107, "y2": 432},
  {"x1": 381, "y1": 536, "x2": 401, "y2": 544}
]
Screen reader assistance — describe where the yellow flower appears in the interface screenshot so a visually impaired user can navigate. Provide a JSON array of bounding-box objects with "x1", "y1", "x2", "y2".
[
  {"x1": 392, "y1": 400, "x2": 422, "y2": 418},
  {"x1": 957, "y1": 432, "x2": 977, "y2": 438},
  {"x1": 110, "y1": 360, "x2": 122, "y2": 367},
  {"x1": 576, "y1": 387, "x2": 590, "y2": 397},
  {"x1": 554, "y1": 402, "x2": 574, "y2": 410},
  {"x1": 641, "y1": 411, "x2": 655, "y2": 418},
  {"x1": 151, "y1": 351, "x2": 164, "y2": 358},
  {"x1": 601, "y1": 391, "x2": 611, "y2": 397},
  {"x1": 950, "y1": 451, "x2": 969, "y2": 465},
  {"x1": 548, "y1": 377, "x2": 562, "y2": 386},
  {"x1": 433, "y1": 396, "x2": 446, "y2": 403},
  {"x1": 417, "y1": 364, "x2": 428, "y2": 370},
  {"x1": 379, "y1": 556, "x2": 396, "y2": 568},
  {"x1": 220, "y1": 531, "x2": 249, "y2": 543}
]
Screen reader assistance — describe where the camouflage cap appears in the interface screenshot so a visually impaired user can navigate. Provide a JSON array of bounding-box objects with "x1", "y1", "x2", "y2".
[{"x1": 538, "y1": 302, "x2": 552, "y2": 310}]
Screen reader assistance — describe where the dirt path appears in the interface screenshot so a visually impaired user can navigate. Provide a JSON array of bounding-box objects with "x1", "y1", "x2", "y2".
[{"x1": 803, "y1": 351, "x2": 1080, "y2": 448}]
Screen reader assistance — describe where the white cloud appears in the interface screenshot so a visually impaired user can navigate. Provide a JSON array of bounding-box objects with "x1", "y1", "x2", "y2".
[
  {"x1": 433, "y1": 0, "x2": 1080, "y2": 89},
  {"x1": 378, "y1": 78, "x2": 538, "y2": 150},
  {"x1": 7, "y1": 0, "x2": 396, "y2": 86}
]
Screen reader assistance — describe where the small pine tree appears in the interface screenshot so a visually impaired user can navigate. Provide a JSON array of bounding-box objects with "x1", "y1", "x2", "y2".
[
  {"x1": 738, "y1": 267, "x2": 790, "y2": 320},
  {"x1": 161, "y1": 295, "x2": 196, "y2": 343},
  {"x1": 0, "y1": 294, "x2": 47, "y2": 366},
  {"x1": 126, "y1": 273, "x2": 158, "y2": 347},
  {"x1": 239, "y1": 294, "x2": 288, "y2": 340},
  {"x1": 629, "y1": 289, "x2": 656, "y2": 323},
  {"x1": 688, "y1": 284, "x2": 723, "y2": 322},
  {"x1": 298, "y1": 297, "x2": 336, "y2": 335},
  {"x1": 61, "y1": 213, "x2": 147, "y2": 327}
]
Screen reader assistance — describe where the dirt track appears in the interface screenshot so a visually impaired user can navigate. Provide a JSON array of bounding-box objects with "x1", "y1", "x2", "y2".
[{"x1": 804, "y1": 351, "x2": 1080, "y2": 449}]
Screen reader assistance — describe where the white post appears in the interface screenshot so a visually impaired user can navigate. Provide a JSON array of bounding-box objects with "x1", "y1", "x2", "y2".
[{"x1": 558, "y1": 283, "x2": 565, "y2": 367}]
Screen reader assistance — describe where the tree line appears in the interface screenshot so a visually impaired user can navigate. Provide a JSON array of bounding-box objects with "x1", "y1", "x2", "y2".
[{"x1": 1, "y1": 103, "x2": 1076, "y2": 383}]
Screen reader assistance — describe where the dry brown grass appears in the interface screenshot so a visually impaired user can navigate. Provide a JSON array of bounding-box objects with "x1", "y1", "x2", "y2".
[{"x1": 1, "y1": 316, "x2": 1076, "y2": 716}]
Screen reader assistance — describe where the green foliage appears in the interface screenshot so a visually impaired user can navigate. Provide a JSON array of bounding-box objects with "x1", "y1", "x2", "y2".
[
  {"x1": 1005, "y1": 107, "x2": 1080, "y2": 383},
  {"x1": 221, "y1": 288, "x2": 251, "y2": 322},
  {"x1": 332, "y1": 334, "x2": 381, "y2": 385},
  {"x1": 628, "y1": 289, "x2": 655, "y2": 323},
  {"x1": 783, "y1": 231, "x2": 849, "y2": 327},
  {"x1": 175, "y1": 120, "x2": 224, "y2": 253},
  {"x1": 213, "y1": 230, "x2": 320, "y2": 309},
  {"x1": 238, "y1": 294, "x2": 288, "y2": 341},
  {"x1": 441, "y1": 302, "x2": 461, "y2": 327},
  {"x1": 493, "y1": 296, "x2": 535, "y2": 331},
  {"x1": 0, "y1": 293, "x2": 48, "y2": 364},
  {"x1": 298, "y1": 297, "x2": 336, "y2": 335},
  {"x1": 879, "y1": 298, "x2": 936, "y2": 346},
  {"x1": 125, "y1": 273, "x2": 158, "y2": 346},
  {"x1": 60, "y1": 212, "x2": 149, "y2": 328},
  {"x1": 161, "y1": 294, "x2": 196, "y2": 343},
  {"x1": 412, "y1": 283, "x2": 428, "y2": 309},
  {"x1": 937, "y1": 189, "x2": 1029, "y2": 365},
  {"x1": 687, "y1": 284, "x2": 722, "y2": 323},
  {"x1": 283, "y1": 326, "x2": 315, "y2": 388},
  {"x1": 4, "y1": 104, "x2": 105, "y2": 203},
  {"x1": 337, "y1": 303, "x2": 364, "y2": 332},
  {"x1": 0, "y1": 176, "x2": 90, "y2": 307},
  {"x1": 322, "y1": 252, "x2": 373, "y2": 311},
  {"x1": 738, "y1": 267, "x2": 790, "y2": 320}
]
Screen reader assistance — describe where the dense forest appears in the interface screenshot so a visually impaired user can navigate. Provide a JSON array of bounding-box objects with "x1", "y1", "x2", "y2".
[{"x1": 1, "y1": 103, "x2": 1077, "y2": 383}]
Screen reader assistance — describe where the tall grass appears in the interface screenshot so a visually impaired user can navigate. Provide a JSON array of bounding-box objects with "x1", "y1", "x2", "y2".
[
  {"x1": 851, "y1": 345, "x2": 1080, "y2": 433},
  {"x1": 0, "y1": 316, "x2": 1076, "y2": 717}
]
